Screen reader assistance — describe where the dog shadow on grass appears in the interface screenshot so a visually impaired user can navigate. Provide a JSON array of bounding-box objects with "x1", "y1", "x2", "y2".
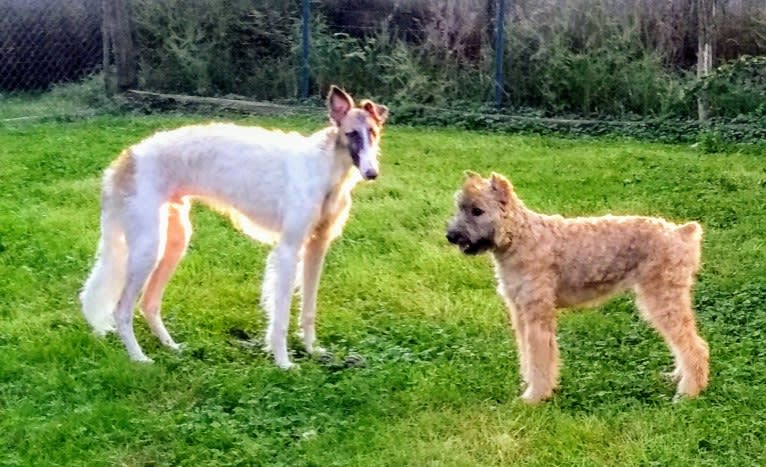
[{"x1": 225, "y1": 326, "x2": 367, "y2": 372}]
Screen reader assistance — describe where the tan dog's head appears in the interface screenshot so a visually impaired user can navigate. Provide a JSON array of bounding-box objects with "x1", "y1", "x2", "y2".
[
  {"x1": 446, "y1": 171, "x2": 515, "y2": 255},
  {"x1": 327, "y1": 85, "x2": 389, "y2": 181}
]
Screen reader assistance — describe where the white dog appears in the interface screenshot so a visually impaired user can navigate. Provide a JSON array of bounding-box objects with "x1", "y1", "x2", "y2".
[{"x1": 80, "y1": 86, "x2": 388, "y2": 368}]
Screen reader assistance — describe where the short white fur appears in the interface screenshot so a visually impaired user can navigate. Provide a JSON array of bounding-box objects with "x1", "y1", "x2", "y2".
[{"x1": 79, "y1": 86, "x2": 388, "y2": 368}]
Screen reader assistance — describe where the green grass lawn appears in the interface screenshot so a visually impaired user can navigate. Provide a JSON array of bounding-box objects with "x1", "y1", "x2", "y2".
[{"x1": 1, "y1": 114, "x2": 765, "y2": 466}]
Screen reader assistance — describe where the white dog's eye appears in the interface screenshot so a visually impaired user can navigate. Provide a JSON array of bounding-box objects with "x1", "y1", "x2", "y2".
[
  {"x1": 346, "y1": 130, "x2": 363, "y2": 150},
  {"x1": 471, "y1": 207, "x2": 484, "y2": 216}
]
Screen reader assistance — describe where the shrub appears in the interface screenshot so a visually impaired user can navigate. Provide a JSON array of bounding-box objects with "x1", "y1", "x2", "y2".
[
  {"x1": 133, "y1": 0, "x2": 301, "y2": 99},
  {"x1": 127, "y1": 0, "x2": 765, "y2": 121},
  {"x1": 697, "y1": 55, "x2": 766, "y2": 119}
]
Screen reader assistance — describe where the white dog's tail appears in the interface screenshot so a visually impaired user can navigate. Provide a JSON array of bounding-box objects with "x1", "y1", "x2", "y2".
[{"x1": 79, "y1": 183, "x2": 128, "y2": 335}]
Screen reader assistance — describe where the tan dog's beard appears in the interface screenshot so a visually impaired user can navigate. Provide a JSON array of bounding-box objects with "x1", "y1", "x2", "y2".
[
  {"x1": 446, "y1": 222, "x2": 496, "y2": 255},
  {"x1": 461, "y1": 236, "x2": 494, "y2": 255}
]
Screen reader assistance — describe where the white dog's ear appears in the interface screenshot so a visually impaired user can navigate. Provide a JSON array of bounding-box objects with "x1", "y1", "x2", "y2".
[
  {"x1": 362, "y1": 100, "x2": 389, "y2": 124},
  {"x1": 490, "y1": 172, "x2": 513, "y2": 204},
  {"x1": 328, "y1": 85, "x2": 354, "y2": 125}
]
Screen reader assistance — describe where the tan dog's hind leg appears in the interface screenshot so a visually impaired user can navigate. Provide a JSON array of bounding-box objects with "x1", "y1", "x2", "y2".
[{"x1": 635, "y1": 283, "x2": 709, "y2": 399}]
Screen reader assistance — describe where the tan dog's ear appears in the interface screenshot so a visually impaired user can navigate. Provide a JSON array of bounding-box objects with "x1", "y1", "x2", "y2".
[
  {"x1": 328, "y1": 85, "x2": 354, "y2": 125},
  {"x1": 490, "y1": 172, "x2": 513, "y2": 204},
  {"x1": 463, "y1": 170, "x2": 482, "y2": 181},
  {"x1": 362, "y1": 100, "x2": 389, "y2": 124}
]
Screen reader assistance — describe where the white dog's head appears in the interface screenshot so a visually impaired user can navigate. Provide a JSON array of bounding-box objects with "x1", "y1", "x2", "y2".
[{"x1": 328, "y1": 86, "x2": 389, "y2": 181}]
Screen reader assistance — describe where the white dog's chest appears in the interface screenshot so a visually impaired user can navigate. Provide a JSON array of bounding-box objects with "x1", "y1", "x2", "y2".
[{"x1": 314, "y1": 187, "x2": 352, "y2": 237}]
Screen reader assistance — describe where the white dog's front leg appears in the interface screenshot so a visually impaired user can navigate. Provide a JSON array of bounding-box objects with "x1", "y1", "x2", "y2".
[
  {"x1": 260, "y1": 251, "x2": 303, "y2": 320},
  {"x1": 265, "y1": 242, "x2": 299, "y2": 369},
  {"x1": 299, "y1": 234, "x2": 332, "y2": 355}
]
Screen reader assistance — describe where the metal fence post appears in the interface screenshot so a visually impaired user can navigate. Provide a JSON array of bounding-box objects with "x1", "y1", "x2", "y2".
[
  {"x1": 697, "y1": 0, "x2": 715, "y2": 122},
  {"x1": 495, "y1": 0, "x2": 505, "y2": 107},
  {"x1": 493, "y1": 0, "x2": 506, "y2": 108},
  {"x1": 300, "y1": 0, "x2": 310, "y2": 100}
]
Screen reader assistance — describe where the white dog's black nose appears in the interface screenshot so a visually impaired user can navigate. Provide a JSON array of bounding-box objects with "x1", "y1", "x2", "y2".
[{"x1": 364, "y1": 169, "x2": 378, "y2": 180}]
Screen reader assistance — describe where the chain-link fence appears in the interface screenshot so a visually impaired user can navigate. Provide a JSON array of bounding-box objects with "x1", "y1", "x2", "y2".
[
  {"x1": 1, "y1": 0, "x2": 765, "y2": 123},
  {"x1": 0, "y1": 0, "x2": 102, "y2": 119}
]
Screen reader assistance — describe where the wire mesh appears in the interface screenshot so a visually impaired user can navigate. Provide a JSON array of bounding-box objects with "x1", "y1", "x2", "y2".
[
  {"x1": 1, "y1": 0, "x2": 764, "y2": 121},
  {"x1": 0, "y1": 0, "x2": 102, "y2": 119}
]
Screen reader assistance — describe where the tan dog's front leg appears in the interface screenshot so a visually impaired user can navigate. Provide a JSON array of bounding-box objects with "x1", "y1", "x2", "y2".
[
  {"x1": 519, "y1": 309, "x2": 559, "y2": 404},
  {"x1": 504, "y1": 296, "x2": 529, "y2": 390}
]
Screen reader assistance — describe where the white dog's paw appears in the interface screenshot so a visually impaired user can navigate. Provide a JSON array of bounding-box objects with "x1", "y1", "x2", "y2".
[
  {"x1": 275, "y1": 359, "x2": 296, "y2": 370},
  {"x1": 92, "y1": 327, "x2": 115, "y2": 338},
  {"x1": 169, "y1": 342, "x2": 186, "y2": 353},
  {"x1": 308, "y1": 345, "x2": 327, "y2": 356},
  {"x1": 271, "y1": 347, "x2": 295, "y2": 370},
  {"x1": 131, "y1": 354, "x2": 154, "y2": 364}
]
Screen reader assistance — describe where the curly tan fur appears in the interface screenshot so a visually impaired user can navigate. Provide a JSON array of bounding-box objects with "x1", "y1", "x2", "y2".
[{"x1": 446, "y1": 171, "x2": 709, "y2": 404}]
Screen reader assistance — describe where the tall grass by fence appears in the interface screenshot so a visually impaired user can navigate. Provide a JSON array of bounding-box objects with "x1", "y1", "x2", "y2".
[{"x1": 1, "y1": 0, "x2": 764, "y2": 121}]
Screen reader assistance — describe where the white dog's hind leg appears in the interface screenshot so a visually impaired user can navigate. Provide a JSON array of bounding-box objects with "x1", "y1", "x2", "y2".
[
  {"x1": 265, "y1": 240, "x2": 301, "y2": 369},
  {"x1": 139, "y1": 201, "x2": 191, "y2": 351},
  {"x1": 114, "y1": 202, "x2": 163, "y2": 362}
]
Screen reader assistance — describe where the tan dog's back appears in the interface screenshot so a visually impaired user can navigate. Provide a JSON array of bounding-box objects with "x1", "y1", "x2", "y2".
[{"x1": 539, "y1": 215, "x2": 702, "y2": 307}]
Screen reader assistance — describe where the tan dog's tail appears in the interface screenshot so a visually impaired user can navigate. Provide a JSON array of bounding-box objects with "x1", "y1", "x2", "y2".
[{"x1": 677, "y1": 221, "x2": 703, "y2": 273}]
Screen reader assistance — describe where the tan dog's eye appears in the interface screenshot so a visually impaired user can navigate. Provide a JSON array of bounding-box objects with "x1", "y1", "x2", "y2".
[
  {"x1": 471, "y1": 207, "x2": 484, "y2": 217},
  {"x1": 369, "y1": 128, "x2": 377, "y2": 139}
]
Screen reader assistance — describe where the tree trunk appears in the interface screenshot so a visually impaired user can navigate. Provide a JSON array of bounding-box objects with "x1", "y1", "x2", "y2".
[{"x1": 102, "y1": 0, "x2": 137, "y2": 94}]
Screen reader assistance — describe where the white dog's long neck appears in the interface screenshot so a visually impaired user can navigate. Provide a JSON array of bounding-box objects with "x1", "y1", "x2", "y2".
[{"x1": 314, "y1": 126, "x2": 361, "y2": 194}]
